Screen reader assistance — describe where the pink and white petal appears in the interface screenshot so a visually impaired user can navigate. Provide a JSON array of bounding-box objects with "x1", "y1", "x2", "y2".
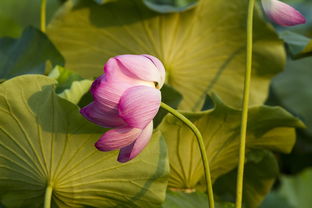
[
  {"x1": 91, "y1": 77, "x2": 132, "y2": 112},
  {"x1": 95, "y1": 127, "x2": 142, "y2": 152},
  {"x1": 142, "y1": 54, "x2": 166, "y2": 88},
  {"x1": 118, "y1": 85, "x2": 161, "y2": 129},
  {"x1": 118, "y1": 122, "x2": 153, "y2": 163},
  {"x1": 80, "y1": 102, "x2": 125, "y2": 128},
  {"x1": 103, "y1": 57, "x2": 140, "y2": 84},
  {"x1": 90, "y1": 74, "x2": 106, "y2": 96},
  {"x1": 115, "y1": 55, "x2": 163, "y2": 85},
  {"x1": 262, "y1": 0, "x2": 306, "y2": 26}
]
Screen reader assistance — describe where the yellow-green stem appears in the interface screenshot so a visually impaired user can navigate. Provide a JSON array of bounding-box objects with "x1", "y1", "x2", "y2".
[
  {"x1": 40, "y1": 0, "x2": 47, "y2": 32},
  {"x1": 44, "y1": 185, "x2": 53, "y2": 208},
  {"x1": 235, "y1": 0, "x2": 255, "y2": 207},
  {"x1": 160, "y1": 102, "x2": 214, "y2": 208}
]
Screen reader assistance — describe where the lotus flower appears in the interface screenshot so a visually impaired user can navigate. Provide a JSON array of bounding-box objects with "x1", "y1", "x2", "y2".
[
  {"x1": 261, "y1": 0, "x2": 306, "y2": 26},
  {"x1": 80, "y1": 55, "x2": 165, "y2": 162}
]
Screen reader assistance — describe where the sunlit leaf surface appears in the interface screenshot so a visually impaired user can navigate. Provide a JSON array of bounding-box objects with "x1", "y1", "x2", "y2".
[
  {"x1": 48, "y1": 66, "x2": 92, "y2": 104},
  {"x1": 157, "y1": 94, "x2": 303, "y2": 189},
  {"x1": 0, "y1": 75, "x2": 169, "y2": 207},
  {"x1": 47, "y1": 0, "x2": 285, "y2": 111}
]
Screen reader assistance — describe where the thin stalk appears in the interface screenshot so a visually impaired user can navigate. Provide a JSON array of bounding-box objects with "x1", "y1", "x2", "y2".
[
  {"x1": 40, "y1": 0, "x2": 47, "y2": 32},
  {"x1": 44, "y1": 185, "x2": 53, "y2": 208},
  {"x1": 235, "y1": 0, "x2": 255, "y2": 208},
  {"x1": 160, "y1": 102, "x2": 214, "y2": 208}
]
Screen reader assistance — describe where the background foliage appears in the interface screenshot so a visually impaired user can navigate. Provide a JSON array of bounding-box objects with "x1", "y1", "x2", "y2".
[{"x1": 0, "y1": 0, "x2": 311, "y2": 207}]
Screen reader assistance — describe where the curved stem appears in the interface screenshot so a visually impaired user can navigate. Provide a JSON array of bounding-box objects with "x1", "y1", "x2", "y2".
[
  {"x1": 40, "y1": 0, "x2": 47, "y2": 32},
  {"x1": 235, "y1": 0, "x2": 255, "y2": 208},
  {"x1": 44, "y1": 185, "x2": 53, "y2": 208},
  {"x1": 160, "y1": 102, "x2": 214, "y2": 208}
]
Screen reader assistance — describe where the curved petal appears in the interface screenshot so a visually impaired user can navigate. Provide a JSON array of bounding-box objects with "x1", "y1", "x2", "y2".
[
  {"x1": 95, "y1": 127, "x2": 142, "y2": 151},
  {"x1": 103, "y1": 57, "x2": 139, "y2": 83},
  {"x1": 261, "y1": 0, "x2": 306, "y2": 26},
  {"x1": 118, "y1": 85, "x2": 161, "y2": 129},
  {"x1": 115, "y1": 54, "x2": 164, "y2": 86},
  {"x1": 91, "y1": 75, "x2": 132, "y2": 114},
  {"x1": 118, "y1": 122, "x2": 153, "y2": 163},
  {"x1": 80, "y1": 102, "x2": 125, "y2": 128},
  {"x1": 142, "y1": 54, "x2": 166, "y2": 89}
]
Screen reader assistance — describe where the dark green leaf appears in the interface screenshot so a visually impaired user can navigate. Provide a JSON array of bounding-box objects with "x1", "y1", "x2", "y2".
[
  {"x1": 143, "y1": 0, "x2": 198, "y2": 13},
  {"x1": 162, "y1": 191, "x2": 235, "y2": 208},
  {"x1": 279, "y1": 31, "x2": 312, "y2": 59},
  {"x1": 0, "y1": 26, "x2": 64, "y2": 79},
  {"x1": 260, "y1": 192, "x2": 294, "y2": 208},
  {"x1": 154, "y1": 84, "x2": 183, "y2": 127},
  {"x1": 214, "y1": 150, "x2": 279, "y2": 208},
  {"x1": 0, "y1": 0, "x2": 62, "y2": 33},
  {"x1": 272, "y1": 57, "x2": 312, "y2": 136},
  {"x1": 261, "y1": 168, "x2": 312, "y2": 208}
]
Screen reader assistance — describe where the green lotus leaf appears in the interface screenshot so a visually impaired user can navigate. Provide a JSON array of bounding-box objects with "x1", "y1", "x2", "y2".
[
  {"x1": 0, "y1": 75, "x2": 169, "y2": 207},
  {"x1": 279, "y1": 31, "x2": 312, "y2": 59},
  {"x1": 0, "y1": 0, "x2": 62, "y2": 33},
  {"x1": 143, "y1": 0, "x2": 198, "y2": 13},
  {"x1": 272, "y1": 57, "x2": 312, "y2": 136},
  {"x1": 0, "y1": 15, "x2": 21, "y2": 38},
  {"x1": 58, "y1": 79, "x2": 92, "y2": 104},
  {"x1": 47, "y1": 0, "x2": 284, "y2": 111},
  {"x1": 154, "y1": 84, "x2": 183, "y2": 127},
  {"x1": 157, "y1": 94, "x2": 303, "y2": 189},
  {"x1": 162, "y1": 191, "x2": 235, "y2": 208},
  {"x1": 0, "y1": 26, "x2": 64, "y2": 80},
  {"x1": 48, "y1": 66, "x2": 92, "y2": 104},
  {"x1": 214, "y1": 150, "x2": 279, "y2": 208},
  {"x1": 260, "y1": 192, "x2": 294, "y2": 208},
  {"x1": 93, "y1": 0, "x2": 117, "y2": 4},
  {"x1": 265, "y1": 168, "x2": 312, "y2": 208}
]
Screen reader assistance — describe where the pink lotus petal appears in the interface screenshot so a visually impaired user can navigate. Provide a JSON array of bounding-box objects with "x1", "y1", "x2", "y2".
[
  {"x1": 261, "y1": 0, "x2": 306, "y2": 26},
  {"x1": 115, "y1": 55, "x2": 164, "y2": 87},
  {"x1": 95, "y1": 127, "x2": 142, "y2": 151},
  {"x1": 90, "y1": 75, "x2": 132, "y2": 115},
  {"x1": 80, "y1": 102, "x2": 125, "y2": 128},
  {"x1": 118, "y1": 122, "x2": 153, "y2": 162},
  {"x1": 142, "y1": 54, "x2": 166, "y2": 89},
  {"x1": 118, "y1": 85, "x2": 161, "y2": 129},
  {"x1": 103, "y1": 57, "x2": 139, "y2": 84}
]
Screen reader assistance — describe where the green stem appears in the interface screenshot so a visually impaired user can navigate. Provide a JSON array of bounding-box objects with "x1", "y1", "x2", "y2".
[
  {"x1": 160, "y1": 102, "x2": 214, "y2": 208},
  {"x1": 44, "y1": 185, "x2": 53, "y2": 208},
  {"x1": 40, "y1": 0, "x2": 47, "y2": 32},
  {"x1": 235, "y1": 0, "x2": 255, "y2": 208}
]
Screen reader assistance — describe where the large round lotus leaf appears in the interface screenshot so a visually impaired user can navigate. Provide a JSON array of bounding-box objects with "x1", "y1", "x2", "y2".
[
  {"x1": 0, "y1": 75, "x2": 169, "y2": 207},
  {"x1": 157, "y1": 94, "x2": 303, "y2": 189},
  {"x1": 47, "y1": 0, "x2": 285, "y2": 111}
]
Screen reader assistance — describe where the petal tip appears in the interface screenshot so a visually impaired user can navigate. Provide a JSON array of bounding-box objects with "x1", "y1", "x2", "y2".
[
  {"x1": 262, "y1": 0, "x2": 306, "y2": 26},
  {"x1": 94, "y1": 139, "x2": 111, "y2": 152}
]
